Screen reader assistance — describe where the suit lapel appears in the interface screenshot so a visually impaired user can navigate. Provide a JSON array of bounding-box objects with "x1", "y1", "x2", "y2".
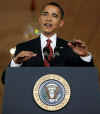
[
  {"x1": 55, "y1": 38, "x2": 63, "y2": 51},
  {"x1": 36, "y1": 37, "x2": 44, "y2": 66}
]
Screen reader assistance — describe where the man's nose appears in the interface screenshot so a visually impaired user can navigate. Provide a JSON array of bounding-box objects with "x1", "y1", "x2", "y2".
[{"x1": 46, "y1": 15, "x2": 52, "y2": 21}]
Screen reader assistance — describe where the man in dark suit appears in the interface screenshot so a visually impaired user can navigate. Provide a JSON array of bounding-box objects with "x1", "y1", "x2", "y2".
[
  {"x1": 1, "y1": 2, "x2": 94, "y2": 84},
  {"x1": 10, "y1": 2, "x2": 93, "y2": 67}
]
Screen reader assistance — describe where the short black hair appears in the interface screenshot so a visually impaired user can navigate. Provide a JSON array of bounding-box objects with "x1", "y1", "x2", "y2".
[{"x1": 41, "y1": 2, "x2": 64, "y2": 19}]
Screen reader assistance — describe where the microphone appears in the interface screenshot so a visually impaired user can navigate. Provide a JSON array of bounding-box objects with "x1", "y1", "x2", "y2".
[
  {"x1": 53, "y1": 47, "x2": 60, "y2": 58},
  {"x1": 43, "y1": 47, "x2": 61, "y2": 60},
  {"x1": 43, "y1": 47, "x2": 50, "y2": 60}
]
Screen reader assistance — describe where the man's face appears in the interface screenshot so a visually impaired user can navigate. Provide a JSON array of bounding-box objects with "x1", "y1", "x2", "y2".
[{"x1": 39, "y1": 5, "x2": 64, "y2": 36}]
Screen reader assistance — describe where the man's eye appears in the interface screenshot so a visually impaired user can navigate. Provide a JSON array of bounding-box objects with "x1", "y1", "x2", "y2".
[{"x1": 52, "y1": 14, "x2": 58, "y2": 18}]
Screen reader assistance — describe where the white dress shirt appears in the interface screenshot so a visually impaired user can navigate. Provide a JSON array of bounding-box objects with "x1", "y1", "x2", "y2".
[
  {"x1": 10, "y1": 33, "x2": 92, "y2": 67},
  {"x1": 40, "y1": 33, "x2": 56, "y2": 60}
]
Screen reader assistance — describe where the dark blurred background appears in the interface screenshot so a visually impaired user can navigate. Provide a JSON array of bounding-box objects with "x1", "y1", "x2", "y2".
[{"x1": 0, "y1": 0, "x2": 100, "y2": 113}]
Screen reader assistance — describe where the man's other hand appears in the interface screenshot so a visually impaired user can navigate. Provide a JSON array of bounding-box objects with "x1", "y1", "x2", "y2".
[
  {"x1": 13, "y1": 51, "x2": 37, "y2": 64},
  {"x1": 68, "y1": 40, "x2": 89, "y2": 57}
]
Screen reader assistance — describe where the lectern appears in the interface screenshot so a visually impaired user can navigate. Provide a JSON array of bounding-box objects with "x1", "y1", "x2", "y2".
[{"x1": 2, "y1": 67, "x2": 100, "y2": 114}]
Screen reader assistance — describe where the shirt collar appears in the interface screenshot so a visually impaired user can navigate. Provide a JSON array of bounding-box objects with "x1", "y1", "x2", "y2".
[
  {"x1": 40, "y1": 33, "x2": 57, "y2": 42},
  {"x1": 40, "y1": 33, "x2": 57, "y2": 49}
]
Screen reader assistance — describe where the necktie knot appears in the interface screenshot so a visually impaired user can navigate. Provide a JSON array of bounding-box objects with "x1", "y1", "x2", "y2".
[{"x1": 46, "y1": 39, "x2": 52, "y2": 47}]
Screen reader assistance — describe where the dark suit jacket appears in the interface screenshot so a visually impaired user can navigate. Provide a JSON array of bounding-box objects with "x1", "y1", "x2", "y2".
[
  {"x1": 14, "y1": 37, "x2": 94, "y2": 67},
  {"x1": 1, "y1": 37, "x2": 94, "y2": 84}
]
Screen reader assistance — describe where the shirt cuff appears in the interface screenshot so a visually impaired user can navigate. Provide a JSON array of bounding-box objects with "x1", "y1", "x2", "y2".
[
  {"x1": 80, "y1": 53, "x2": 92, "y2": 62},
  {"x1": 10, "y1": 59, "x2": 22, "y2": 67}
]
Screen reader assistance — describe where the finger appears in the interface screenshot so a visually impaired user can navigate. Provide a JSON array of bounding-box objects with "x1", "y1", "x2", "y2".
[
  {"x1": 26, "y1": 52, "x2": 37, "y2": 56},
  {"x1": 21, "y1": 51, "x2": 35, "y2": 56},
  {"x1": 23, "y1": 56, "x2": 32, "y2": 61},
  {"x1": 74, "y1": 39, "x2": 83, "y2": 43},
  {"x1": 19, "y1": 53, "x2": 37, "y2": 61},
  {"x1": 23, "y1": 53, "x2": 37, "y2": 61},
  {"x1": 15, "y1": 51, "x2": 37, "y2": 63},
  {"x1": 68, "y1": 41, "x2": 81, "y2": 48},
  {"x1": 68, "y1": 42, "x2": 75, "y2": 48},
  {"x1": 74, "y1": 40, "x2": 87, "y2": 46},
  {"x1": 72, "y1": 40, "x2": 87, "y2": 48},
  {"x1": 19, "y1": 51, "x2": 37, "y2": 57},
  {"x1": 72, "y1": 40, "x2": 85, "y2": 45},
  {"x1": 73, "y1": 47, "x2": 89, "y2": 56},
  {"x1": 73, "y1": 47, "x2": 88, "y2": 54},
  {"x1": 23, "y1": 53, "x2": 37, "y2": 57},
  {"x1": 73, "y1": 46, "x2": 88, "y2": 51}
]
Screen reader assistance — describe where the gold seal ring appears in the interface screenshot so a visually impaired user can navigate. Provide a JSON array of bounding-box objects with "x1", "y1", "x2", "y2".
[{"x1": 33, "y1": 74, "x2": 71, "y2": 111}]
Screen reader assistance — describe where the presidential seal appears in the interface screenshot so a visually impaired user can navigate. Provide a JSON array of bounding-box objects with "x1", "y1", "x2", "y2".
[{"x1": 33, "y1": 74, "x2": 71, "y2": 111}]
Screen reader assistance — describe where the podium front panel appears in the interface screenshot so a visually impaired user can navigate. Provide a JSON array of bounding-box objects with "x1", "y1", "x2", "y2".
[{"x1": 2, "y1": 67, "x2": 100, "y2": 114}]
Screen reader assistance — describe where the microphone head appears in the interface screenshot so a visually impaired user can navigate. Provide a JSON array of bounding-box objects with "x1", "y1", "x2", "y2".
[
  {"x1": 53, "y1": 47, "x2": 60, "y2": 58},
  {"x1": 43, "y1": 47, "x2": 50, "y2": 57}
]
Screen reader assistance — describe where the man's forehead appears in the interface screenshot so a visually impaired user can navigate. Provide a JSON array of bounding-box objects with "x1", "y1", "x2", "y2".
[{"x1": 41, "y1": 5, "x2": 61, "y2": 14}]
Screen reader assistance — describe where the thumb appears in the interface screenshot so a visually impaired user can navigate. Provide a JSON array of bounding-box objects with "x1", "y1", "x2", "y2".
[{"x1": 68, "y1": 42, "x2": 74, "y2": 48}]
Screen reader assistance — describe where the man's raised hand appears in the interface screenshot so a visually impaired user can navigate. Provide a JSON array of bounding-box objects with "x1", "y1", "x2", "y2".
[{"x1": 13, "y1": 51, "x2": 37, "y2": 64}]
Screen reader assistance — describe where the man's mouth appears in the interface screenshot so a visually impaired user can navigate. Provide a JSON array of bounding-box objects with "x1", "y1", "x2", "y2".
[{"x1": 44, "y1": 23, "x2": 53, "y2": 28}]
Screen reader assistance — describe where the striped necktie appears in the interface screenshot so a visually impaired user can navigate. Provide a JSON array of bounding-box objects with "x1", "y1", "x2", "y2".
[{"x1": 44, "y1": 39, "x2": 53, "y2": 66}]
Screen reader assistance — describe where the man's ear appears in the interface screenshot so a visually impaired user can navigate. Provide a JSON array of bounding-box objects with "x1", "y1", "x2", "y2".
[{"x1": 59, "y1": 20, "x2": 64, "y2": 27}]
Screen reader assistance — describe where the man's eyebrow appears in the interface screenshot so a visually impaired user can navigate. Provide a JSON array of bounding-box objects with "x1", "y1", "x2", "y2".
[{"x1": 40, "y1": 11, "x2": 48, "y2": 14}]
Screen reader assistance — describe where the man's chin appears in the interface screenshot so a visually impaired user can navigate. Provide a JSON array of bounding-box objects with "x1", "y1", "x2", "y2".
[
  {"x1": 44, "y1": 31, "x2": 51, "y2": 34},
  {"x1": 43, "y1": 31, "x2": 55, "y2": 37}
]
